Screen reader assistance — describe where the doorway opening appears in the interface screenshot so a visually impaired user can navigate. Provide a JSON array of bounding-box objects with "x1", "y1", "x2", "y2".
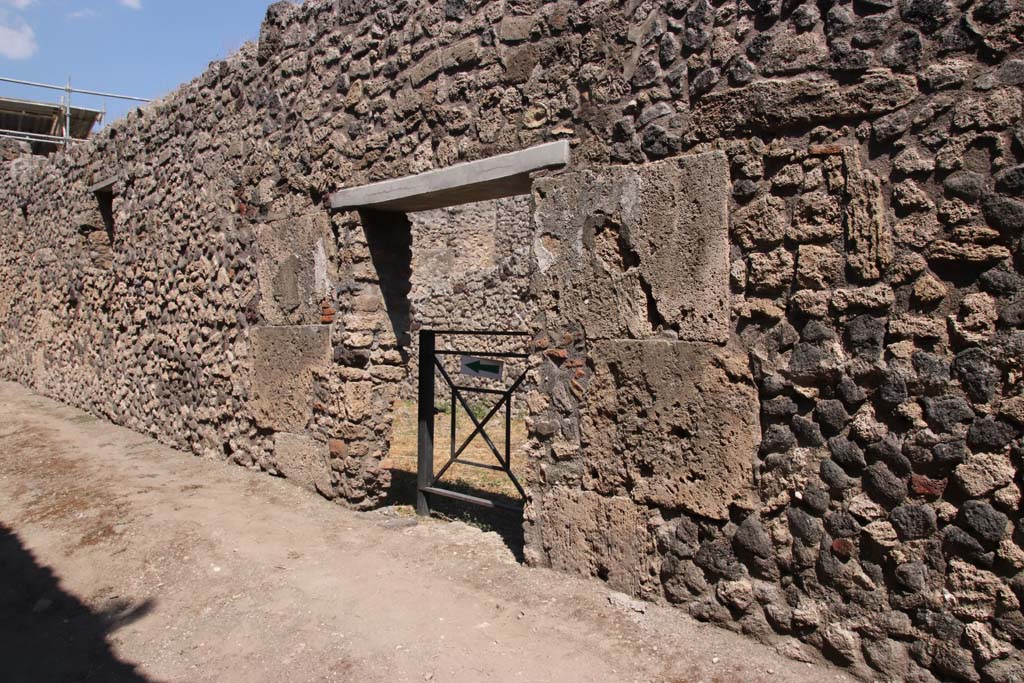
[{"x1": 331, "y1": 142, "x2": 570, "y2": 557}]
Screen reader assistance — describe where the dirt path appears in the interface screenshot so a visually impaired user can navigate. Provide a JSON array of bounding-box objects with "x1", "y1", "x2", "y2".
[{"x1": 0, "y1": 381, "x2": 857, "y2": 683}]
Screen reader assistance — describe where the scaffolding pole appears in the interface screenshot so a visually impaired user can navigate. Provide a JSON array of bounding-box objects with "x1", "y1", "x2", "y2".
[{"x1": 0, "y1": 75, "x2": 150, "y2": 151}]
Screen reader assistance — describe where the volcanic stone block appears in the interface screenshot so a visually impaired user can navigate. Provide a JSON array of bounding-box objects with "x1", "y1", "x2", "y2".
[
  {"x1": 250, "y1": 325, "x2": 331, "y2": 432},
  {"x1": 273, "y1": 432, "x2": 333, "y2": 494},
  {"x1": 844, "y1": 152, "x2": 893, "y2": 282},
  {"x1": 690, "y1": 70, "x2": 917, "y2": 138},
  {"x1": 525, "y1": 487, "x2": 657, "y2": 597},
  {"x1": 580, "y1": 340, "x2": 760, "y2": 519},
  {"x1": 532, "y1": 151, "x2": 730, "y2": 343},
  {"x1": 256, "y1": 212, "x2": 334, "y2": 325}
]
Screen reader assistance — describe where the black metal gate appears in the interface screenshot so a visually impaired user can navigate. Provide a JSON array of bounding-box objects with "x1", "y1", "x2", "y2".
[{"x1": 416, "y1": 329, "x2": 530, "y2": 516}]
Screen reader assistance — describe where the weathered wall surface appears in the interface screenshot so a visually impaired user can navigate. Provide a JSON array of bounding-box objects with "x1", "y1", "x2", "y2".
[{"x1": 0, "y1": 0, "x2": 1022, "y2": 680}]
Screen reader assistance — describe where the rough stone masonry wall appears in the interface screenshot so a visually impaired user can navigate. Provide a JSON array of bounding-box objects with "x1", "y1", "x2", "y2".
[{"x1": 0, "y1": 0, "x2": 1022, "y2": 681}]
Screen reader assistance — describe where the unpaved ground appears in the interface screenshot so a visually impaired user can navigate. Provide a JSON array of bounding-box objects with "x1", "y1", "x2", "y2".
[{"x1": 0, "y1": 381, "x2": 857, "y2": 683}]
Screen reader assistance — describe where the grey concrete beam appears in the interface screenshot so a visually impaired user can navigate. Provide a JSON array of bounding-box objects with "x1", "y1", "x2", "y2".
[
  {"x1": 88, "y1": 176, "x2": 116, "y2": 193},
  {"x1": 329, "y1": 140, "x2": 570, "y2": 212}
]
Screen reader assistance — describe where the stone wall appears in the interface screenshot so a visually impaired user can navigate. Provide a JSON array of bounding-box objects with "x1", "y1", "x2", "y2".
[{"x1": 1, "y1": 0, "x2": 1022, "y2": 680}]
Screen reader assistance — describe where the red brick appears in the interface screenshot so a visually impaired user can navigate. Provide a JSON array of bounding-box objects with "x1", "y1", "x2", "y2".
[
  {"x1": 831, "y1": 538, "x2": 855, "y2": 559},
  {"x1": 544, "y1": 348, "x2": 569, "y2": 362},
  {"x1": 910, "y1": 474, "x2": 946, "y2": 498}
]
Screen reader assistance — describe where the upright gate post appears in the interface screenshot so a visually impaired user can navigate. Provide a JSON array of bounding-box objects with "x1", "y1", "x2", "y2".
[{"x1": 416, "y1": 330, "x2": 435, "y2": 516}]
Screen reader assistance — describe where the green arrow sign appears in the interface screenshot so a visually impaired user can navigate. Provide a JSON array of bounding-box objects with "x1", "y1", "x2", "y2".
[
  {"x1": 460, "y1": 355, "x2": 504, "y2": 379},
  {"x1": 467, "y1": 360, "x2": 499, "y2": 374}
]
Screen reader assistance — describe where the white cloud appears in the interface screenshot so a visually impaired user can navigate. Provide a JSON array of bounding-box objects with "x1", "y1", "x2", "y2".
[
  {"x1": 0, "y1": 12, "x2": 37, "y2": 60},
  {"x1": 68, "y1": 8, "x2": 98, "y2": 19},
  {"x1": 118, "y1": 0, "x2": 141, "y2": 8},
  {"x1": 7, "y1": 1, "x2": 36, "y2": 9}
]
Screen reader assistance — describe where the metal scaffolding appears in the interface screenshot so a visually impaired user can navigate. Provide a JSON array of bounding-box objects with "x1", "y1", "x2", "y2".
[{"x1": 0, "y1": 76, "x2": 150, "y2": 152}]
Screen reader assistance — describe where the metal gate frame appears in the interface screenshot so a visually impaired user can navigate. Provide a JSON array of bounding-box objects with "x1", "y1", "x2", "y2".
[{"x1": 416, "y1": 329, "x2": 530, "y2": 516}]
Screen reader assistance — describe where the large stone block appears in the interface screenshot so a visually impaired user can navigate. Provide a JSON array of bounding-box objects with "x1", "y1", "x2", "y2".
[
  {"x1": 580, "y1": 340, "x2": 761, "y2": 519},
  {"x1": 690, "y1": 70, "x2": 917, "y2": 139},
  {"x1": 273, "y1": 431, "x2": 333, "y2": 494},
  {"x1": 250, "y1": 325, "x2": 331, "y2": 432},
  {"x1": 532, "y1": 151, "x2": 730, "y2": 343},
  {"x1": 256, "y1": 212, "x2": 334, "y2": 325},
  {"x1": 525, "y1": 487, "x2": 657, "y2": 597},
  {"x1": 843, "y1": 151, "x2": 893, "y2": 282}
]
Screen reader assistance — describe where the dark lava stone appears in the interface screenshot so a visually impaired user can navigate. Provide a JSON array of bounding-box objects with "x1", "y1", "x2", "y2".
[
  {"x1": 725, "y1": 55, "x2": 756, "y2": 86},
  {"x1": 983, "y1": 194, "x2": 1024, "y2": 234},
  {"x1": 983, "y1": 653, "x2": 1024, "y2": 683},
  {"x1": 787, "y1": 507, "x2": 823, "y2": 545},
  {"x1": 689, "y1": 597, "x2": 732, "y2": 624},
  {"x1": 895, "y1": 561, "x2": 929, "y2": 591},
  {"x1": 820, "y1": 459, "x2": 855, "y2": 490},
  {"x1": 801, "y1": 320, "x2": 835, "y2": 342},
  {"x1": 671, "y1": 516, "x2": 700, "y2": 558},
  {"x1": 830, "y1": 41, "x2": 872, "y2": 72},
  {"x1": 829, "y1": 435, "x2": 867, "y2": 471},
  {"x1": 826, "y1": 5, "x2": 854, "y2": 37},
  {"x1": 933, "y1": 440, "x2": 969, "y2": 468},
  {"x1": 980, "y1": 268, "x2": 1021, "y2": 297},
  {"x1": 944, "y1": 525, "x2": 994, "y2": 565},
  {"x1": 837, "y1": 376, "x2": 868, "y2": 407},
  {"x1": 1012, "y1": 574, "x2": 1024, "y2": 605},
  {"x1": 922, "y1": 395, "x2": 975, "y2": 433},
  {"x1": 912, "y1": 352, "x2": 950, "y2": 395},
  {"x1": 801, "y1": 486, "x2": 831, "y2": 515},
  {"x1": 994, "y1": 610, "x2": 1024, "y2": 645},
  {"x1": 890, "y1": 505, "x2": 937, "y2": 540},
  {"x1": 868, "y1": 436, "x2": 912, "y2": 475},
  {"x1": 845, "y1": 315, "x2": 886, "y2": 358},
  {"x1": 902, "y1": 437, "x2": 935, "y2": 467},
  {"x1": 825, "y1": 511, "x2": 861, "y2": 538},
  {"x1": 943, "y1": 170, "x2": 986, "y2": 203},
  {"x1": 762, "y1": 424, "x2": 797, "y2": 453},
  {"x1": 864, "y1": 462, "x2": 908, "y2": 508},
  {"x1": 853, "y1": 16, "x2": 889, "y2": 49},
  {"x1": 899, "y1": 0, "x2": 951, "y2": 33},
  {"x1": 792, "y1": 415, "x2": 825, "y2": 447},
  {"x1": 920, "y1": 610, "x2": 965, "y2": 640},
  {"x1": 760, "y1": 373, "x2": 789, "y2": 397},
  {"x1": 816, "y1": 400, "x2": 850, "y2": 435},
  {"x1": 695, "y1": 536, "x2": 745, "y2": 580},
  {"x1": 952, "y1": 348, "x2": 999, "y2": 404},
  {"x1": 937, "y1": 21, "x2": 976, "y2": 54},
  {"x1": 974, "y1": 0, "x2": 1011, "y2": 22},
  {"x1": 967, "y1": 417, "x2": 1016, "y2": 452},
  {"x1": 933, "y1": 643, "x2": 980, "y2": 682},
  {"x1": 689, "y1": 66, "x2": 720, "y2": 97},
  {"x1": 882, "y1": 29, "x2": 922, "y2": 72},
  {"x1": 763, "y1": 395, "x2": 798, "y2": 420},
  {"x1": 788, "y1": 342, "x2": 839, "y2": 382},
  {"x1": 995, "y1": 163, "x2": 1024, "y2": 196},
  {"x1": 960, "y1": 500, "x2": 1009, "y2": 546},
  {"x1": 642, "y1": 124, "x2": 680, "y2": 159},
  {"x1": 732, "y1": 178, "x2": 759, "y2": 199},
  {"x1": 1001, "y1": 299, "x2": 1024, "y2": 326},
  {"x1": 877, "y1": 369, "x2": 909, "y2": 408},
  {"x1": 734, "y1": 515, "x2": 772, "y2": 559}
]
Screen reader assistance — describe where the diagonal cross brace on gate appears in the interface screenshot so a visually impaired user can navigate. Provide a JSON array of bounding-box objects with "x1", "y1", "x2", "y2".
[{"x1": 416, "y1": 330, "x2": 531, "y2": 516}]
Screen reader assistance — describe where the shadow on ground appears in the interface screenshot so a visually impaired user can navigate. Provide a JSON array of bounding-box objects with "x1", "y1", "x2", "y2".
[
  {"x1": 385, "y1": 468, "x2": 526, "y2": 562},
  {"x1": 0, "y1": 522, "x2": 156, "y2": 683}
]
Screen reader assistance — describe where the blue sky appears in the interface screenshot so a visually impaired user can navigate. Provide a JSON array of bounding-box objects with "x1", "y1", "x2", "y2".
[{"x1": 0, "y1": 0, "x2": 286, "y2": 127}]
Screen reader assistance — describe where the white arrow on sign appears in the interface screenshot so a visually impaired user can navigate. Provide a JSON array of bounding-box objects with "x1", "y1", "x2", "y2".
[{"x1": 459, "y1": 355, "x2": 504, "y2": 380}]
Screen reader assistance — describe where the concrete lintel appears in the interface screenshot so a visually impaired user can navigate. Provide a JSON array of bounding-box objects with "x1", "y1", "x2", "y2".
[
  {"x1": 88, "y1": 176, "x2": 116, "y2": 193},
  {"x1": 329, "y1": 140, "x2": 570, "y2": 212}
]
